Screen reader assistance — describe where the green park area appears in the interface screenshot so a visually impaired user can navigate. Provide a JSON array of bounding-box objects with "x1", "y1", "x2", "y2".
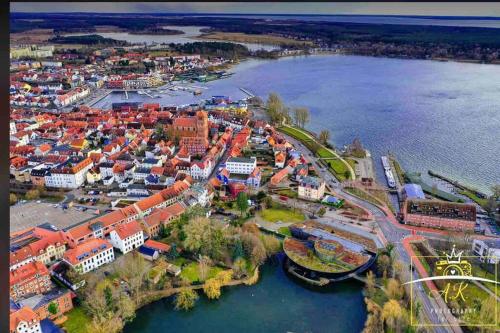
[
  {"x1": 278, "y1": 125, "x2": 313, "y2": 142},
  {"x1": 63, "y1": 307, "x2": 91, "y2": 333},
  {"x1": 317, "y1": 147, "x2": 335, "y2": 158},
  {"x1": 180, "y1": 262, "x2": 225, "y2": 283},
  {"x1": 326, "y1": 159, "x2": 351, "y2": 181},
  {"x1": 260, "y1": 207, "x2": 305, "y2": 223},
  {"x1": 278, "y1": 226, "x2": 292, "y2": 237},
  {"x1": 278, "y1": 125, "x2": 355, "y2": 181}
]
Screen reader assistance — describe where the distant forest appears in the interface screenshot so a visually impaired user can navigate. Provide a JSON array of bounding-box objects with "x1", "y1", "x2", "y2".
[
  {"x1": 48, "y1": 34, "x2": 128, "y2": 46},
  {"x1": 11, "y1": 12, "x2": 500, "y2": 47}
]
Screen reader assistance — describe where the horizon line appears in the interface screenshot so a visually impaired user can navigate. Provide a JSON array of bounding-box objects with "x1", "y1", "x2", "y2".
[{"x1": 10, "y1": 12, "x2": 500, "y2": 19}]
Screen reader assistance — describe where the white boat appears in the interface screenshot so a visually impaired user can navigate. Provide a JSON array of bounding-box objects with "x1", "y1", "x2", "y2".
[
  {"x1": 381, "y1": 156, "x2": 390, "y2": 171},
  {"x1": 385, "y1": 169, "x2": 396, "y2": 188},
  {"x1": 137, "y1": 90, "x2": 145, "y2": 95}
]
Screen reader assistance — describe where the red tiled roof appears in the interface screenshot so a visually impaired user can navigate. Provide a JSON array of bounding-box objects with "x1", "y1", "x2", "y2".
[
  {"x1": 113, "y1": 220, "x2": 142, "y2": 240},
  {"x1": 144, "y1": 239, "x2": 171, "y2": 253},
  {"x1": 63, "y1": 238, "x2": 112, "y2": 265},
  {"x1": 10, "y1": 306, "x2": 40, "y2": 332},
  {"x1": 10, "y1": 260, "x2": 49, "y2": 286}
]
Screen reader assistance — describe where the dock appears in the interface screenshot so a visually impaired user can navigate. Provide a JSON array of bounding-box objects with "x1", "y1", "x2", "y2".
[
  {"x1": 124, "y1": 90, "x2": 129, "y2": 100},
  {"x1": 239, "y1": 87, "x2": 255, "y2": 98}
]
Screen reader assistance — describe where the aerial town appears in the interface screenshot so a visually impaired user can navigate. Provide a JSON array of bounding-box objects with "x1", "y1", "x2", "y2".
[{"x1": 8, "y1": 9, "x2": 500, "y2": 333}]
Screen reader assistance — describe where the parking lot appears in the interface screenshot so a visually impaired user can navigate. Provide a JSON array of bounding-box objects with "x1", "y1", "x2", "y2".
[{"x1": 10, "y1": 201, "x2": 98, "y2": 233}]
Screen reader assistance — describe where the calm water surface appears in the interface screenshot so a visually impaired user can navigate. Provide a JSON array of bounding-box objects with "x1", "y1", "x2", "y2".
[
  {"x1": 123, "y1": 256, "x2": 366, "y2": 333},
  {"x1": 96, "y1": 55, "x2": 500, "y2": 194},
  {"x1": 63, "y1": 26, "x2": 278, "y2": 51}
]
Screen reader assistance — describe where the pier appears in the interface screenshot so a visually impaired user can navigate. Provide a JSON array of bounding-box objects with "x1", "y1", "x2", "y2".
[
  {"x1": 124, "y1": 90, "x2": 129, "y2": 100},
  {"x1": 239, "y1": 87, "x2": 255, "y2": 98},
  {"x1": 86, "y1": 89, "x2": 112, "y2": 107}
]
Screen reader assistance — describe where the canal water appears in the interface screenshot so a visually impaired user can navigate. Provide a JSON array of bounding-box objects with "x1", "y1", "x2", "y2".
[
  {"x1": 95, "y1": 54, "x2": 500, "y2": 194},
  {"x1": 123, "y1": 255, "x2": 367, "y2": 333}
]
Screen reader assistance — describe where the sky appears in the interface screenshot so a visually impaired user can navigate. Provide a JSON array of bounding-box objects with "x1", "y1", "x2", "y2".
[{"x1": 10, "y1": 2, "x2": 500, "y2": 17}]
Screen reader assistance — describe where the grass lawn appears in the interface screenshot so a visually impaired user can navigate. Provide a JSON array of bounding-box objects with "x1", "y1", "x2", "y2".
[
  {"x1": 277, "y1": 188, "x2": 298, "y2": 199},
  {"x1": 317, "y1": 147, "x2": 335, "y2": 158},
  {"x1": 180, "y1": 262, "x2": 224, "y2": 283},
  {"x1": 278, "y1": 226, "x2": 292, "y2": 237},
  {"x1": 345, "y1": 158, "x2": 357, "y2": 169},
  {"x1": 344, "y1": 187, "x2": 385, "y2": 208},
  {"x1": 459, "y1": 190, "x2": 488, "y2": 209},
  {"x1": 260, "y1": 208, "x2": 305, "y2": 223},
  {"x1": 63, "y1": 307, "x2": 91, "y2": 333},
  {"x1": 278, "y1": 126, "x2": 312, "y2": 142}
]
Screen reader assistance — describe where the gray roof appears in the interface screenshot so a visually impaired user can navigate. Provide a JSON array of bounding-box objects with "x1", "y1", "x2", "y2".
[{"x1": 227, "y1": 156, "x2": 256, "y2": 164}]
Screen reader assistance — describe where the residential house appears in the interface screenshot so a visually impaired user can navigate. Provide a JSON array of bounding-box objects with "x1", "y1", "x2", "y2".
[
  {"x1": 10, "y1": 261, "x2": 52, "y2": 301},
  {"x1": 109, "y1": 220, "x2": 144, "y2": 254},
  {"x1": 298, "y1": 176, "x2": 326, "y2": 201},
  {"x1": 63, "y1": 238, "x2": 115, "y2": 274}
]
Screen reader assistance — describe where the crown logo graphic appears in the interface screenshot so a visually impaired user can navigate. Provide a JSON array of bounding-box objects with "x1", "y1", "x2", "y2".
[{"x1": 445, "y1": 245, "x2": 463, "y2": 264}]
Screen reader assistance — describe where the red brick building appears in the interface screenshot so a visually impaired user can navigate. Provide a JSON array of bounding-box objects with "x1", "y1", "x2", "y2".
[
  {"x1": 10, "y1": 261, "x2": 52, "y2": 301},
  {"x1": 402, "y1": 199, "x2": 476, "y2": 231}
]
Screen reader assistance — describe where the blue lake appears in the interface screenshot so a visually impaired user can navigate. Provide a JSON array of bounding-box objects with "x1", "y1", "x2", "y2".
[
  {"x1": 123, "y1": 256, "x2": 367, "y2": 333},
  {"x1": 96, "y1": 55, "x2": 500, "y2": 194}
]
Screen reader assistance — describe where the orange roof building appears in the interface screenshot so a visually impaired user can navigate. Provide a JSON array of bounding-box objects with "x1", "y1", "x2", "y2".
[
  {"x1": 63, "y1": 238, "x2": 114, "y2": 274},
  {"x1": 10, "y1": 261, "x2": 51, "y2": 301},
  {"x1": 10, "y1": 306, "x2": 41, "y2": 333}
]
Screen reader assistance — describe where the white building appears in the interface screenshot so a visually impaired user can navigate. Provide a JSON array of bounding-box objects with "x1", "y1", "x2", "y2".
[
  {"x1": 109, "y1": 220, "x2": 144, "y2": 254},
  {"x1": 472, "y1": 239, "x2": 500, "y2": 264},
  {"x1": 63, "y1": 238, "x2": 115, "y2": 274},
  {"x1": 10, "y1": 121, "x2": 17, "y2": 135},
  {"x1": 10, "y1": 306, "x2": 42, "y2": 333},
  {"x1": 190, "y1": 159, "x2": 213, "y2": 180},
  {"x1": 44, "y1": 157, "x2": 93, "y2": 189},
  {"x1": 298, "y1": 176, "x2": 326, "y2": 201},
  {"x1": 226, "y1": 157, "x2": 257, "y2": 175}
]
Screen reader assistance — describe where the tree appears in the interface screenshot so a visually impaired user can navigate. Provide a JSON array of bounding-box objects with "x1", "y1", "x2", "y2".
[
  {"x1": 377, "y1": 254, "x2": 391, "y2": 279},
  {"x1": 365, "y1": 270, "x2": 376, "y2": 298},
  {"x1": 104, "y1": 286, "x2": 114, "y2": 311},
  {"x1": 117, "y1": 252, "x2": 148, "y2": 303},
  {"x1": 183, "y1": 217, "x2": 210, "y2": 254},
  {"x1": 232, "y1": 239, "x2": 244, "y2": 260},
  {"x1": 231, "y1": 257, "x2": 247, "y2": 278},
  {"x1": 203, "y1": 278, "x2": 222, "y2": 299},
  {"x1": 198, "y1": 255, "x2": 212, "y2": 282},
  {"x1": 363, "y1": 298, "x2": 384, "y2": 333},
  {"x1": 266, "y1": 92, "x2": 285, "y2": 126},
  {"x1": 174, "y1": 289, "x2": 198, "y2": 311},
  {"x1": 386, "y1": 278, "x2": 403, "y2": 300},
  {"x1": 319, "y1": 130, "x2": 330, "y2": 145},
  {"x1": 10, "y1": 193, "x2": 17, "y2": 205},
  {"x1": 263, "y1": 196, "x2": 273, "y2": 209},
  {"x1": 317, "y1": 207, "x2": 326, "y2": 217},
  {"x1": 215, "y1": 270, "x2": 233, "y2": 285},
  {"x1": 260, "y1": 234, "x2": 281, "y2": 257},
  {"x1": 236, "y1": 192, "x2": 249, "y2": 217},
  {"x1": 48, "y1": 302, "x2": 59, "y2": 316},
  {"x1": 381, "y1": 299, "x2": 403, "y2": 332},
  {"x1": 293, "y1": 107, "x2": 310, "y2": 128},
  {"x1": 168, "y1": 243, "x2": 179, "y2": 260},
  {"x1": 118, "y1": 294, "x2": 136, "y2": 323},
  {"x1": 25, "y1": 189, "x2": 40, "y2": 200}
]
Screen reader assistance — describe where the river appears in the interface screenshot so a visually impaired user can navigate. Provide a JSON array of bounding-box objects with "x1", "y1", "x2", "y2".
[
  {"x1": 123, "y1": 255, "x2": 367, "y2": 333},
  {"x1": 95, "y1": 54, "x2": 500, "y2": 194}
]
